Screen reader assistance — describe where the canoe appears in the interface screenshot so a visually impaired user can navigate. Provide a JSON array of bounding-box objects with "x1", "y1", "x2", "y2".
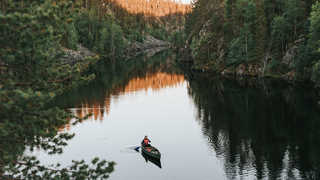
[
  {"x1": 141, "y1": 145, "x2": 161, "y2": 159},
  {"x1": 141, "y1": 151, "x2": 162, "y2": 168}
]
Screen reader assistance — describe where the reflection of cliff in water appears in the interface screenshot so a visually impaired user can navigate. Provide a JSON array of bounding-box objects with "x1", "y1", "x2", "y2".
[
  {"x1": 68, "y1": 72, "x2": 184, "y2": 122},
  {"x1": 187, "y1": 74, "x2": 320, "y2": 180},
  {"x1": 57, "y1": 52, "x2": 184, "y2": 130}
]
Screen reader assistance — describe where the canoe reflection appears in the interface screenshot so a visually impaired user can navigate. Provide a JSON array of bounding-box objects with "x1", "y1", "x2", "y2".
[{"x1": 141, "y1": 151, "x2": 162, "y2": 169}]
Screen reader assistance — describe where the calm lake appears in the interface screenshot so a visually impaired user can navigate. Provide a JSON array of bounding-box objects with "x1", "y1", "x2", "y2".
[{"x1": 30, "y1": 52, "x2": 320, "y2": 179}]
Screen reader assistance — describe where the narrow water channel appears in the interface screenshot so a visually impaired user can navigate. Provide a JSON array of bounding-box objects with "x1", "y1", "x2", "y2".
[{"x1": 30, "y1": 52, "x2": 320, "y2": 180}]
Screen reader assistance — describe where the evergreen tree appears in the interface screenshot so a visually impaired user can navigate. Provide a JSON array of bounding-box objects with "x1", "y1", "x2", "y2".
[
  {"x1": 255, "y1": 0, "x2": 267, "y2": 63},
  {"x1": 185, "y1": 0, "x2": 320, "y2": 82},
  {"x1": 0, "y1": 1, "x2": 114, "y2": 178},
  {"x1": 309, "y1": 2, "x2": 320, "y2": 85}
]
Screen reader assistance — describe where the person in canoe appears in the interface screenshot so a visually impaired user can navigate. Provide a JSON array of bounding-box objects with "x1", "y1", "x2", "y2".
[{"x1": 141, "y1": 135, "x2": 151, "y2": 147}]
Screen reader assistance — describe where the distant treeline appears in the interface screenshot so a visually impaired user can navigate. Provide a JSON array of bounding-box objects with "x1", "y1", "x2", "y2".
[
  {"x1": 73, "y1": 0, "x2": 188, "y2": 51},
  {"x1": 185, "y1": 0, "x2": 320, "y2": 86},
  {"x1": 80, "y1": 0, "x2": 189, "y2": 44}
]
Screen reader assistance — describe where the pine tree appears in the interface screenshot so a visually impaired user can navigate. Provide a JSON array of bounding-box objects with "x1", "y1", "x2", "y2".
[
  {"x1": 0, "y1": 1, "x2": 114, "y2": 178},
  {"x1": 309, "y1": 1, "x2": 320, "y2": 85},
  {"x1": 254, "y1": 0, "x2": 267, "y2": 74}
]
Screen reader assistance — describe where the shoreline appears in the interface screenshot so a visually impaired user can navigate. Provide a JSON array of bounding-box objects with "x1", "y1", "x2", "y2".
[{"x1": 177, "y1": 60, "x2": 318, "y2": 90}]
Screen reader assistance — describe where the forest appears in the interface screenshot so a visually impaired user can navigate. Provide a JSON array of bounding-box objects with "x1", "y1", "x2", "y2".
[
  {"x1": 0, "y1": 0, "x2": 187, "y2": 178},
  {"x1": 185, "y1": 0, "x2": 320, "y2": 86},
  {"x1": 1, "y1": 0, "x2": 320, "y2": 178}
]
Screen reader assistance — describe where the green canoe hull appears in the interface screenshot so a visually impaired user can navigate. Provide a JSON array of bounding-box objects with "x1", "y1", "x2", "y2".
[
  {"x1": 141, "y1": 145, "x2": 161, "y2": 159},
  {"x1": 141, "y1": 151, "x2": 162, "y2": 168}
]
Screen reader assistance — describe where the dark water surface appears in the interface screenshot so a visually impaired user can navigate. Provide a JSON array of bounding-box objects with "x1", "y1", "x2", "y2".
[{"x1": 30, "y1": 52, "x2": 320, "y2": 179}]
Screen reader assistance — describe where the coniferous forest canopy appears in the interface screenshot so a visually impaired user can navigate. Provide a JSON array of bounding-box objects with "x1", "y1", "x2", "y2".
[
  {"x1": 0, "y1": 0, "x2": 187, "y2": 178},
  {"x1": 1, "y1": 0, "x2": 320, "y2": 179},
  {"x1": 185, "y1": 0, "x2": 320, "y2": 86},
  {"x1": 0, "y1": 0, "x2": 115, "y2": 178}
]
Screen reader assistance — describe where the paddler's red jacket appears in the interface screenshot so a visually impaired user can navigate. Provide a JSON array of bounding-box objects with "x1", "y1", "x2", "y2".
[{"x1": 141, "y1": 138, "x2": 151, "y2": 146}]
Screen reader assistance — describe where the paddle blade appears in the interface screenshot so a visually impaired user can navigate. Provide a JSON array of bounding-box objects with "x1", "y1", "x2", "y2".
[{"x1": 134, "y1": 146, "x2": 140, "y2": 151}]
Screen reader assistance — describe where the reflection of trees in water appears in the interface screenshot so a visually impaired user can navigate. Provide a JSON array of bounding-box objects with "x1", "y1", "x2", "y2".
[
  {"x1": 57, "y1": 52, "x2": 184, "y2": 128},
  {"x1": 65, "y1": 72, "x2": 184, "y2": 122},
  {"x1": 187, "y1": 75, "x2": 320, "y2": 179}
]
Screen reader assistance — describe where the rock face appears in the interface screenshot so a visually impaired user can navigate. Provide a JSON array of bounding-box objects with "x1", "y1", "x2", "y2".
[
  {"x1": 60, "y1": 36, "x2": 170, "y2": 64},
  {"x1": 282, "y1": 38, "x2": 305, "y2": 68},
  {"x1": 219, "y1": 38, "x2": 306, "y2": 80},
  {"x1": 60, "y1": 44, "x2": 96, "y2": 65},
  {"x1": 126, "y1": 35, "x2": 170, "y2": 58},
  {"x1": 220, "y1": 63, "x2": 262, "y2": 78}
]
